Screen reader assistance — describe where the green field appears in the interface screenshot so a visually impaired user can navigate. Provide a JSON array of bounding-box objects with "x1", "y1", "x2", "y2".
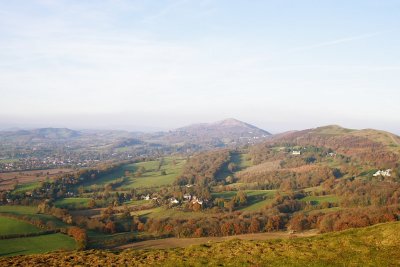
[
  {"x1": 12, "y1": 182, "x2": 40, "y2": 194},
  {"x1": 130, "y1": 206, "x2": 208, "y2": 220},
  {"x1": 211, "y1": 190, "x2": 277, "y2": 212},
  {"x1": 0, "y1": 233, "x2": 76, "y2": 257},
  {"x1": 120, "y1": 158, "x2": 185, "y2": 189},
  {"x1": 230, "y1": 152, "x2": 253, "y2": 170},
  {"x1": 81, "y1": 164, "x2": 136, "y2": 188},
  {"x1": 81, "y1": 157, "x2": 186, "y2": 190},
  {"x1": 0, "y1": 205, "x2": 37, "y2": 215},
  {"x1": 0, "y1": 205, "x2": 69, "y2": 228},
  {"x1": 54, "y1": 198, "x2": 91, "y2": 209},
  {"x1": 0, "y1": 216, "x2": 42, "y2": 235}
]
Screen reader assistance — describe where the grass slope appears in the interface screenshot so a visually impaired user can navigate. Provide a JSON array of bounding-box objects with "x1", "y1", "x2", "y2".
[
  {"x1": 0, "y1": 205, "x2": 69, "y2": 228},
  {"x1": 0, "y1": 233, "x2": 76, "y2": 257},
  {"x1": 1, "y1": 222, "x2": 399, "y2": 266},
  {"x1": 81, "y1": 157, "x2": 185, "y2": 190},
  {"x1": 54, "y1": 198, "x2": 91, "y2": 209},
  {"x1": 0, "y1": 216, "x2": 42, "y2": 235}
]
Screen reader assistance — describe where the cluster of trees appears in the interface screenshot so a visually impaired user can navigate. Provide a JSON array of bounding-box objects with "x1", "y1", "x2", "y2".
[
  {"x1": 175, "y1": 150, "x2": 231, "y2": 186},
  {"x1": 213, "y1": 191, "x2": 248, "y2": 212},
  {"x1": 335, "y1": 179, "x2": 400, "y2": 207},
  {"x1": 275, "y1": 131, "x2": 399, "y2": 168},
  {"x1": 37, "y1": 201, "x2": 73, "y2": 224},
  {"x1": 1, "y1": 162, "x2": 132, "y2": 206},
  {"x1": 142, "y1": 211, "x2": 289, "y2": 238},
  {"x1": 288, "y1": 205, "x2": 400, "y2": 233},
  {"x1": 66, "y1": 226, "x2": 87, "y2": 250},
  {"x1": 237, "y1": 166, "x2": 339, "y2": 190}
]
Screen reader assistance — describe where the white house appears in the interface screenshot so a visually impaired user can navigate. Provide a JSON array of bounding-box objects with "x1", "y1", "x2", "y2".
[
  {"x1": 141, "y1": 194, "x2": 150, "y2": 201},
  {"x1": 373, "y1": 169, "x2": 391, "y2": 177},
  {"x1": 183, "y1": 194, "x2": 192, "y2": 200},
  {"x1": 170, "y1": 198, "x2": 179, "y2": 204},
  {"x1": 292, "y1": 151, "x2": 301, "y2": 155}
]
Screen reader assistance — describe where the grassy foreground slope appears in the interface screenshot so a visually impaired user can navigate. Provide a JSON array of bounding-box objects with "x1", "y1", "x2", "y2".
[{"x1": 2, "y1": 222, "x2": 400, "y2": 266}]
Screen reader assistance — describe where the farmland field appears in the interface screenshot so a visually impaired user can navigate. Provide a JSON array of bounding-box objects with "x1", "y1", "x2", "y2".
[
  {"x1": 81, "y1": 157, "x2": 186, "y2": 190},
  {"x1": 12, "y1": 182, "x2": 40, "y2": 194},
  {"x1": 0, "y1": 205, "x2": 69, "y2": 228},
  {"x1": 0, "y1": 168, "x2": 74, "y2": 191},
  {"x1": 0, "y1": 216, "x2": 42, "y2": 235},
  {"x1": 0, "y1": 233, "x2": 76, "y2": 257},
  {"x1": 211, "y1": 190, "x2": 276, "y2": 211},
  {"x1": 54, "y1": 198, "x2": 92, "y2": 209}
]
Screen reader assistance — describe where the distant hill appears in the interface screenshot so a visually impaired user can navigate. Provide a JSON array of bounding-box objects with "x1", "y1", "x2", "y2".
[
  {"x1": 158, "y1": 118, "x2": 270, "y2": 147},
  {"x1": 142, "y1": 118, "x2": 271, "y2": 149},
  {"x1": 176, "y1": 118, "x2": 270, "y2": 138},
  {"x1": 270, "y1": 125, "x2": 400, "y2": 167},
  {"x1": 0, "y1": 128, "x2": 81, "y2": 141}
]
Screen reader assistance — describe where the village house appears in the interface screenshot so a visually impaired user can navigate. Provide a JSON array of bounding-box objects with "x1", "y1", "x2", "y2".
[
  {"x1": 141, "y1": 194, "x2": 150, "y2": 201},
  {"x1": 170, "y1": 198, "x2": 179, "y2": 204},
  {"x1": 183, "y1": 194, "x2": 192, "y2": 201},
  {"x1": 292, "y1": 150, "x2": 301, "y2": 155},
  {"x1": 373, "y1": 169, "x2": 391, "y2": 177}
]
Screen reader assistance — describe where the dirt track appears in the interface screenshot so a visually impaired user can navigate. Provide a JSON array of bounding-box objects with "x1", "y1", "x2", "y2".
[{"x1": 116, "y1": 230, "x2": 318, "y2": 250}]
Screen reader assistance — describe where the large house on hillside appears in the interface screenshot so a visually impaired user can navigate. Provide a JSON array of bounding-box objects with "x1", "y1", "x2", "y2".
[{"x1": 373, "y1": 169, "x2": 391, "y2": 177}]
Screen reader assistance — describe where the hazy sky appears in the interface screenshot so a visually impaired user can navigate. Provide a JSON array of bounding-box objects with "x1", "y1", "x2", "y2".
[{"x1": 0, "y1": 0, "x2": 399, "y2": 133}]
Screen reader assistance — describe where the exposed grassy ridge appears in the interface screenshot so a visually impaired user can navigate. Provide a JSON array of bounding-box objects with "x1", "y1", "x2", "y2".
[
  {"x1": 0, "y1": 233, "x2": 76, "y2": 257},
  {"x1": 2, "y1": 222, "x2": 399, "y2": 266},
  {"x1": 0, "y1": 216, "x2": 42, "y2": 235}
]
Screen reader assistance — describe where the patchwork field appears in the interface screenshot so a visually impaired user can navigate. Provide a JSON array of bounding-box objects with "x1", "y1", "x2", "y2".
[
  {"x1": 0, "y1": 205, "x2": 69, "y2": 228},
  {"x1": 212, "y1": 189, "x2": 276, "y2": 212},
  {"x1": 54, "y1": 198, "x2": 92, "y2": 209},
  {"x1": 0, "y1": 168, "x2": 74, "y2": 191},
  {"x1": 0, "y1": 216, "x2": 42, "y2": 235},
  {"x1": 0, "y1": 233, "x2": 76, "y2": 257},
  {"x1": 81, "y1": 157, "x2": 186, "y2": 190}
]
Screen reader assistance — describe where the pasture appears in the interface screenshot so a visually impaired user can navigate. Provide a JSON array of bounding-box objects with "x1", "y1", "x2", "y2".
[
  {"x1": 0, "y1": 216, "x2": 42, "y2": 235},
  {"x1": 81, "y1": 157, "x2": 186, "y2": 190},
  {"x1": 0, "y1": 168, "x2": 73, "y2": 191},
  {"x1": 54, "y1": 198, "x2": 91, "y2": 209},
  {"x1": 0, "y1": 205, "x2": 69, "y2": 228},
  {"x1": 0, "y1": 233, "x2": 76, "y2": 257}
]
